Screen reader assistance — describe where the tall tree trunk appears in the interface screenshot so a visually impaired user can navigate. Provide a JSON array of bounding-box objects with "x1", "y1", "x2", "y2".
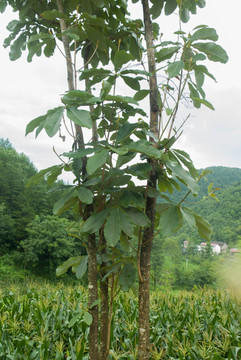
[
  {"x1": 86, "y1": 233, "x2": 99, "y2": 360},
  {"x1": 99, "y1": 235, "x2": 109, "y2": 360},
  {"x1": 56, "y1": 2, "x2": 99, "y2": 358},
  {"x1": 56, "y1": 0, "x2": 84, "y2": 148},
  {"x1": 138, "y1": 0, "x2": 159, "y2": 359}
]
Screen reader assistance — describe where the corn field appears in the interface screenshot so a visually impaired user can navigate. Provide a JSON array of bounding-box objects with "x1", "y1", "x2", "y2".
[{"x1": 0, "y1": 282, "x2": 240, "y2": 359}]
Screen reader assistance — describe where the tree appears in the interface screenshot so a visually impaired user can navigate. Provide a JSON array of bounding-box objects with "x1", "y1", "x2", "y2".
[
  {"x1": 20, "y1": 215, "x2": 81, "y2": 276},
  {"x1": 1, "y1": 0, "x2": 228, "y2": 358}
]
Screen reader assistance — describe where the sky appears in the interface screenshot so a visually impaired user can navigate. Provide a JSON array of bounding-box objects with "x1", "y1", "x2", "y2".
[{"x1": 0, "y1": 0, "x2": 241, "y2": 181}]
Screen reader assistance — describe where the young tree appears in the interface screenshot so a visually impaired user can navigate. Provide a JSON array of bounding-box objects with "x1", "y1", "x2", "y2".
[{"x1": 1, "y1": 0, "x2": 228, "y2": 358}]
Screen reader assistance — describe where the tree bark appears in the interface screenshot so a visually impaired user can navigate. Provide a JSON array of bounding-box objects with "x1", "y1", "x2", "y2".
[
  {"x1": 138, "y1": 0, "x2": 159, "y2": 359},
  {"x1": 56, "y1": 0, "x2": 85, "y2": 148},
  {"x1": 99, "y1": 235, "x2": 109, "y2": 360},
  {"x1": 86, "y1": 233, "x2": 99, "y2": 360}
]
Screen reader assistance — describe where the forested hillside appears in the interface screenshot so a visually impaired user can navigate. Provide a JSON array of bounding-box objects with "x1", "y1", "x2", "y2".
[
  {"x1": 0, "y1": 138, "x2": 240, "y2": 285},
  {"x1": 169, "y1": 166, "x2": 241, "y2": 245}
]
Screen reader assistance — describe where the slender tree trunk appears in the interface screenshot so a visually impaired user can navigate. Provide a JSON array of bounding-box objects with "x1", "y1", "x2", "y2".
[
  {"x1": 138, "y1": 0, "x2": 159, "y2": 359},
  {"x1": 56, "y1": 2, "x2": 99, "y2": 357},
  {"x1": 86, "y1": 233, "x2": 99, "y2": 360},
  {"x1": 99, "y1": 235, "x2": 109, "y2": 360},
  {"x1": 56, "y1": 0, "x2": 85, "y2": 148}
]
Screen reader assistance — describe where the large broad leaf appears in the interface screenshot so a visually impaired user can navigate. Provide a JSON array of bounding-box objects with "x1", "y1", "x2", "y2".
[
  {"x1": 120, "y1": 190, "x2": 145, "y2": 208},
  {"x1": 79, "y1": 68, "x2": 111, "y2": 80},
  {"x1": 86, "y1": 149, "x2": 109, "y2": 175},
  {"x1": 53, "y1": 188, "x2": 77, "y2": 215},
  {"x1": 167, "y1": 60, "x2": 184, "y2": 78},
  {"x1": 119, "y1": 209, "x2": 134, "y2": 237},
  {"x1": 121, "y1": 76, "x2": 140, "y2": 90},
  {"x1": 159, "y1": 205, "x2": 183, "y2": 237},
  {"x1": 104, "y1": 208, "x2": 122, "y2": 246},
  {"x1": 180, "y1": 206, "x2": 196, "y2": 229},
  {"x1": 114, "y1": 50, "x2": 133, "y2": 69},
  {"x1": 44, "y1": 107, "x2": 64, "y2": 137},
  {"x1": 167, "y1": 163, "x2": 199, "y2": 195},
  {"x1": 116, "y1": 123, "x2": 139, "y2": 143},
  {"x1": 164, "y1": 0, "x2": 177, "y2": 15},
  {"x1": 189, "y1": 27, "x2": 218, "y2": 42},
  {"x1": 128, "y1": 141, "x2": 162, "y2": 159},
  {"x1": 41, "y1": 10, "x2": 67, "y2": 20},
  {"x1": 105, "y1": 95, "x2": 138, "y2": 105},
  {"x1": 156, "y1": 46, "x2": 181, "y2": 62},
  {"x1": 74, "y1": 255, "x2": 88, "y2": 279},
  {"x1": 85, "y1": 24, "x2": 107, "y2": 51},
  {"x1": 83, "y1": 311, "x2": 93, "y2": 326},
  {"x1": 67, "y1": 108, "x2": 92, "y2": 129},
  {"x1": 192, "y1": 42, "x2": 228, "y2": 63},
  {"x1": 194, "y1": 213, "x2": 213, "y2": 240},
  {"x1": 81, "y1": 208, "x2": 110, "y2": 233},
  {"x1": 125, "y1": 207, "x2": 150, "y2": 227},
  {"x1": 26, "y1": 165, "x2": 62, "y2": 187},
  {"x1": 191, "y1": 98, "x2": 215, "y2": 110},
  {"x1": 134, "y1": 90, "x2": 149, "y2": 101},
  {"x1": 119, "y1": 263, "x2": 136, "y2": 292},
  {"x1": 77, "y1": 187, "x2": 93, "y2": 204},
  {"x1": 56, "y1": 256, "x2": 83, "y2": 276},
  {"x1": 25, "y1": 115, "x2": 46, "y2": 136},
  {"x1": 188, "y1": 82, "x2": 201, "y2": 109}
]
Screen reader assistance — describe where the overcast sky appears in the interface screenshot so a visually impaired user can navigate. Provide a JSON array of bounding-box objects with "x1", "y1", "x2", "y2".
[{"x1": 0, "y1": 0, "x2": 241, "y2": 181}]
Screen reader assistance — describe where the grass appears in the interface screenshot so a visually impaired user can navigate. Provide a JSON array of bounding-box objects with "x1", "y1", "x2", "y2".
[{"x1": 0, "y1": 281, "x2": 240, "y2": 359}]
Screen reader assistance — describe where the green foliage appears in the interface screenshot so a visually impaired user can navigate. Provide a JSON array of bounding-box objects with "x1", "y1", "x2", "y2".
[{"x1": 20, "y1": 215, "x2": 83, "y2": 276}]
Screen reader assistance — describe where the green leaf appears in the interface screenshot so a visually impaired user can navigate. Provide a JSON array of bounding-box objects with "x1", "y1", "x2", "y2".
[
  {"x1": 164, "y1": 0, "x2": 177, "y2": 15},
  {"x1": 6, "y1": 19, "x2": 19, "y2": 31},
  {"x1": 83, "y1": 311, "x2": 93, "y2": 326},
  {"x1": 119, "y1": 263, "x2": 136, "y2": 291},
  {"x1": 180, "y1": 207, "x2": 196, "y2": 229},
  {"x1": 86, "y1": 149, "x2": 109, "y2": 175},
  {"x1": 192, "y1": 42, "x2": 229, "y2": 63},
  {"x1": 79, "y1": 68, "x2": 111, "y2": 80},
  {"x1": 26, "y1": 165, "x2": 61, "y2": 187},
  {"x1": 67, "y1": 108, "x2": 92, "y2": 128},
  {"x1": 56, "y1": 256, "x2": 83, "y2": 276},
  {"x1": 62, "y1": 148, "x2": 96, "y2": 158},
  {"x1": 77, "y1": 187, "x2": 93, "y2": 204},
  {"x1": 44, "y1": 107, "x2": 64, "y2": 137},
  {"x1": 121, "y1": 190, "x2": 145, "y2": 208},
  {"x1": 100, "y1": 80, "x2": 112, "y2": 99},
  {"x1": 105, "y1": 95, "x2": 138, "y2": 105},
  {"x1": 180, "y1": 7, "x2": 190, "y2": 23},
  {"x1": 134, "y1": 90, "x2": 149, "y2": 101},
  {"x1": 159, "y1": 205, "x2": 182, "y2": 237},
  {"x1": 53, "y1": 188, "x2": 77, "y2": 215},
  {"x1": 116, "y1": 123, "x2": 139, "y2": 143},
  {"x1": 81, "y1": 208, "x2": 110, "y2": 233},
  {"x1": 41, "y1": 10, "x2": 67, "y2": 20},
  {"x1": 188, "y1": 82, "x2": 201, "y2": 108},
  {"x1": 166, "y1": 163, "x2": 199, "y2": 195},
  {"x1": 104, "y1": 208, "x2": 122, "y2": 246},
  {"x1": 156, "y1": 46, "x2": 181, "y2": 62},
  {"x1": 150, "y1": 0, "x2": 164, "y2": 19},
  {"x1": 75, "y1": 255, "x2": 88, "y2": 279},
  {"x1": 119, "y1": 209, "x2": 134, "y2": 237},
  {"x1": 114, "y1": 50, "x2": 133, "y2": 69},
  {"x1": 189, "y1": 27, "x2": 218, "y2": 42},
  {"x1": 121, "y1": 76, "x2": 140, "y2": 90},
  {"x1": 194, "y1": 213, "x2": 213, "y2": 240},
  {"x1": 25, "y1": 115, "x2": 47, "y2": 136},
  {"x1": 85, "y1": 25, "x2": 107, "y2": 51},
  {"x1": 167, "y1": 60, "x2": 184, "y2": 78},
  {"x1": 191, "y1": 97, "x2": 215, "y2": 110},
  {"x1": 128, "y1": 141, "x2": 162, "y2": 159},
  {"x1": 125, "y1": 207, "x2": 150, "y2": 227}
]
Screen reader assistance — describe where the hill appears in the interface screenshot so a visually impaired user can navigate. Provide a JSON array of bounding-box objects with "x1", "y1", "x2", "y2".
[{"x1": 170, "y1": 166, "x2": 241, "y2": 245}]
